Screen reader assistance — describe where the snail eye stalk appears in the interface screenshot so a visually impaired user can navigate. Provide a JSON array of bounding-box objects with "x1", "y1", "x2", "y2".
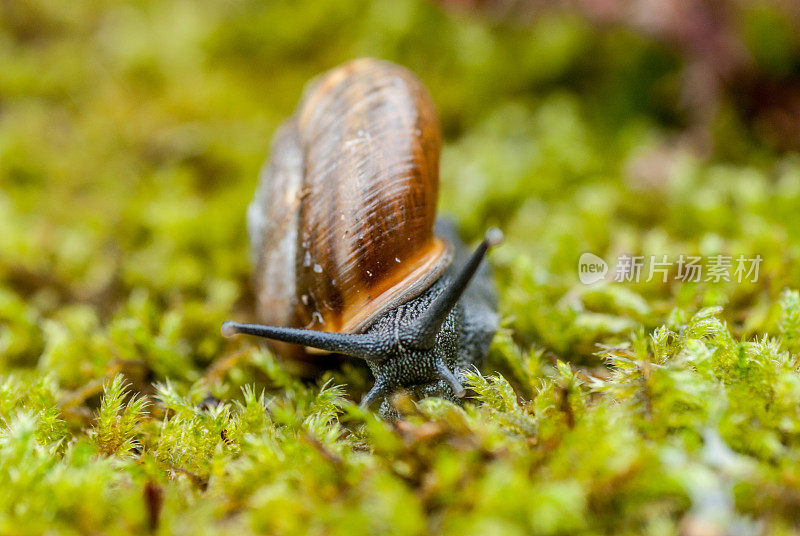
[
  {"x1": 399, "y1": 228, "x2": 503, "y2": 349},
  {"x1": 221, "y1": 321, "x2": 388, "y2": 363}
]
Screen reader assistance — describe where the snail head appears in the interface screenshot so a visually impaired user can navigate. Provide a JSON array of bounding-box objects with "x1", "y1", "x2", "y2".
[{"x1": 222, "y1": 228, "x2": 503, "y2": 408}]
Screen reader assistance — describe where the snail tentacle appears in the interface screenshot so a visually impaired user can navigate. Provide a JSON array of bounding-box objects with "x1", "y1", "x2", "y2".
[
  {"x1": 221, "y1": 321, "x2": 388, "y2": 363},
  {"x1": 360, "y1": 380, "x2": 393, "y2": 409},
  {"x1": 400, "y1": 228, "x2": 503, "y2": 349},
  {"x1": 434, "y1": 360, "x2": 465, "y2": 398}
]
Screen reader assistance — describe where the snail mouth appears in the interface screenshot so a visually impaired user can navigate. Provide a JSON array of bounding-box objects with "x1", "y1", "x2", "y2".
[{"x1": 359, "y1": 359, "x2": 465, "y2": 409}]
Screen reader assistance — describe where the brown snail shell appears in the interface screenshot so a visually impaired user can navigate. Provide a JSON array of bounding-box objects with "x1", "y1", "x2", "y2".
[{"x1": 247, "y1": 58, "x2": 452, "y2": 357}]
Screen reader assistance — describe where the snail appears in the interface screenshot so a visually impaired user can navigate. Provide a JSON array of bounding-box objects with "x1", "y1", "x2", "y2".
[{"x1": 222, "y1": 58, "x2": 501, "y2": 416}]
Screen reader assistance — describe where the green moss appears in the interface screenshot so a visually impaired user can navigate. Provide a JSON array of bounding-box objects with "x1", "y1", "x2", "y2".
[{"x1": 2, "y1": 0, "x2": 800, "y2": 533}]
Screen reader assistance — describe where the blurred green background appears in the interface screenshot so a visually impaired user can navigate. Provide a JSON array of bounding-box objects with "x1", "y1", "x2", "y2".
[{"x1": 3, "y1": 0, "x2": 800, "y2": 534}]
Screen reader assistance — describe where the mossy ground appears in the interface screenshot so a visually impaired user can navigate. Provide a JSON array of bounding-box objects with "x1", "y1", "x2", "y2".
[{"x1": 2, "y1": 1, "x2": 800, "y2": 534}]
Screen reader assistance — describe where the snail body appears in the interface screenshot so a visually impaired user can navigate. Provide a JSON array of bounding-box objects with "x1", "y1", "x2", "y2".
[{"x1": 223, "y1": 58, "x2": 500, "y2": 415}]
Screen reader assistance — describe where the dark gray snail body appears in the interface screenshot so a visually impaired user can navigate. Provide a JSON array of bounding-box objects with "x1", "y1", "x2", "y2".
[{"x1": 222, "y1": 58, "x2": 501, "y2": 415}]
